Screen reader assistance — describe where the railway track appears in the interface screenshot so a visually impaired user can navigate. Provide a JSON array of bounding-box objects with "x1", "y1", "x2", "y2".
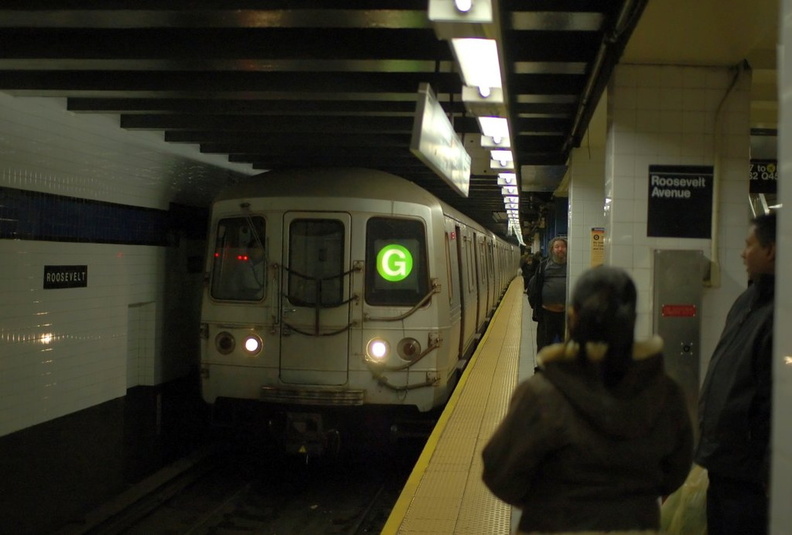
[{"x1": 56, "y1": 435, "x2": 423, "y2": 535}]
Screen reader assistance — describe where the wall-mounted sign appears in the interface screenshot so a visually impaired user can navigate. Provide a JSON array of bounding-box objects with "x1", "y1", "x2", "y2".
[
  {"x1": 647, "y1": 165, "x2": 713, "y2": 239},
  {"x1": 410, "y1": 83, "x2": 471, "y2": 197},
  {"x1": 590, "y1": 227, "x2": 605, "y2": 267},
  {"x1": 749, "y1": 159, "x2": 777, "y2": 194},
  {"x1": 44, "y1": 265, "x2": 87, "y2": 289},
  {"x1": 661, "y1": 304, "x2": 697, "y2": 317},
  {"x1": 376, "y1": 245, "x2": 413, "y2": 282}
]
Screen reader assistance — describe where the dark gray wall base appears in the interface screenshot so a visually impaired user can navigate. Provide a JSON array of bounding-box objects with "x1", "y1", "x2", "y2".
[{"x1": 0, "y1": 373, "x2": 209, "y2": 535}]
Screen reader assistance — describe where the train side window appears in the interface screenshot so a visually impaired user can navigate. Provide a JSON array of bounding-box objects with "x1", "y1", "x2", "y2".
[
  {"x1": 210, "y1": 216, "x2": 267, "y2": 301},
  {"x1": 288, "y1": 219, "x2": 345, "y2": 307},
  {"x1": 365, "y1": 217, "x2": 428, "y2": 306}
]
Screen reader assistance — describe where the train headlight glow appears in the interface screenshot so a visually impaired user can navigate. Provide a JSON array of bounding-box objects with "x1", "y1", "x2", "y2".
[
  {"x1": 215, "y1": 331, "x2": 235, "y2": 355},
  {"x1": 243, "y1": 334, "x2": 262, "y2": 355},
  {"x1": 366, "y1": 338, "x2": 390, "y2": 362},
  {"x1": 397, "y1": 338, "x2": 422, "y2": 361}
]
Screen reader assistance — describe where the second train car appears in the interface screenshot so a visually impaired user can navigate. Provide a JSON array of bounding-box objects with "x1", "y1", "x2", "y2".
[{"x1": 200, "y1": 168, "x2": 519, "y2": 456}]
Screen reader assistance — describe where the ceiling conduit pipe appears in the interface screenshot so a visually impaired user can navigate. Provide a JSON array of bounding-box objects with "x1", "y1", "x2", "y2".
[{"x1": 562, "y1": 0, "x2": 649, "y2": 156}]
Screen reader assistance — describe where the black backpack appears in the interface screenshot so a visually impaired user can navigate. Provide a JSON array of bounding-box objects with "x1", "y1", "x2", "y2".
[{"x1": 526, "y1": 258, "x2": 547, "y2": 321}]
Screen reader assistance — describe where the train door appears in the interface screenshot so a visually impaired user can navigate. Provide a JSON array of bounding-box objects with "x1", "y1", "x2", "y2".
[
  {"x1": 280, "y1": 212, "x2": 352, "y2": 385},
  {"x1": 454, "y1": 224, "x2": 466, "y2": 357}
]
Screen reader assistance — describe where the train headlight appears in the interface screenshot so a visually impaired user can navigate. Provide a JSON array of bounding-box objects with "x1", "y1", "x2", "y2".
[
  {"x1": 215, "y1": 331, "x2": 235, "y2": 355},
  {"x1": 243, "y1": 334, "x2": 262, "y2": 355},
  {"x1": 366, "y1": 338, "x2": 390, "y2": 362},
  {"x1": 397, "y1": 338, "x2": 422, "y2": 361}
]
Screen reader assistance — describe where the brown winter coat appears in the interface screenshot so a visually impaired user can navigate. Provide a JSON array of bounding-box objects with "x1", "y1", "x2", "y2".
[{"x1": 482, "y1": 337, "x2": 693, "y2": 533}]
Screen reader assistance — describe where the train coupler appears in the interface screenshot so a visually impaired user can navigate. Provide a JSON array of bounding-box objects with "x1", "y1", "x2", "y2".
[{"x1": 283, "y1": 412, "x2": 340, "y2": 459}]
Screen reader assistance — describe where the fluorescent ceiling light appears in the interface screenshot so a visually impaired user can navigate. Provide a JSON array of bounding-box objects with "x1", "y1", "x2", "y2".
[
  {"x1": 504, "y1": 202, "x2": 519, "y2": 209},
  {"x1": 451, "y1": 38, "x2": 502, "y2": 91},
  {"x1": 503, "y1": 195, "x2": 519, "y2": 203},
  {"x1": 481, "y1": 135, "x2": 510, "y2": 148},
  {"x1": 477, "y1": 117, "x2": 509, "y2": 139},
  {"x1": 491, "y1": 159, "x2": 514, "y2": 170},
  {"x1": 490, "y1": 150, "x2": 513, "y2": 162},
  {"x1": 501, "y1": 186, "x2": 518, "y2": 195},
  {"x1": 497, "y1": 173, "x2": 516, "y2": 186}
]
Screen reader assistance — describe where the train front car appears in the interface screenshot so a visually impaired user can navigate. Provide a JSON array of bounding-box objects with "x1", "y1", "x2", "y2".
[{"x1": 200, "y1": 169, "x2": 463, "y2": 457}]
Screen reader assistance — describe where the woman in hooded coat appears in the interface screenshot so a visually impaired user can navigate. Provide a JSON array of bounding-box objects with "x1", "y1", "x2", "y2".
[{"x1": 482, "y1": 266, "x2": 693, "y2": 534}]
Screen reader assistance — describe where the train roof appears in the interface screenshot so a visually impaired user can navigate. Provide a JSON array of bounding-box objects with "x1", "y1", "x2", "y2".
[
  {"x1": 216, "y1": 167, "x2": 439, "y2": 208},
  {"x1": 215, "y1": 167, "x2": 506, "y2": 243}
]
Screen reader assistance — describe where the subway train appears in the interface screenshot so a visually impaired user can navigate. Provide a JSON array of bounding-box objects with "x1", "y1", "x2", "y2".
[{"x1": 199, "y1": 168, "x2": 520, "y2": 456}]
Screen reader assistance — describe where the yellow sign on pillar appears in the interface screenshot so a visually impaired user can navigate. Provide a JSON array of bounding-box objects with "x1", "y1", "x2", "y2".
[{"x1": 591, "y1": 227, "x2": 605, "y2": 267}]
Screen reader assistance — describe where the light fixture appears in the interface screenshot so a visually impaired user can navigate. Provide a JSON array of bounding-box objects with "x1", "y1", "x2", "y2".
[
  {"x1": 428, "y1": 0, "x2": 494, "y2": 40},
  {"x1": 451, "y1": 38, "x2": 502, "y2": 92},
  {"x1": 497, "y1": 172, "x2": 517, "y2": 185},
  {"x1": 491, "y1": 158, "x2": 515, "y2": 170},
  {"x1": 490, "y1": 149, "x2": 513, "y2": 162},
  {"x1": 477, "y1": 116, "x2": 510, "y2": 139},
  {"x1": 501, "y1": 186, "x2": 518, "y2": 195},
  {"x1": 503, "y1": 195, "x2": 519, "y2": 204},
  {"x1": 504, "y1": 202, "x2": 519, "y2": 210},
  {"x1": 481, "y1": 135, "x2": 510, "y2": 148},
  {"x1": 462, "y1": 85, "x2": 506, "y2": 117},
  {"x1": 454, "y1": 0, "x2": 473, "y2": 13}
]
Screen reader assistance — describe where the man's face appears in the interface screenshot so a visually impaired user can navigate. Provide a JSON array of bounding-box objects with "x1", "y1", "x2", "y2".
[
  {"x1": 551, "y1": 240, "x2": 567, "y2": 264},
  {"x1": 741, "y1": 225, "x2": 775, "y2": 280}
]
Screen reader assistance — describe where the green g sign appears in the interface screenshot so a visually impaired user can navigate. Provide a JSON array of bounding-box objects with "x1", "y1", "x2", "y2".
[{"x1": 376, "y1": 244, "x2": 413, "y2": 282}]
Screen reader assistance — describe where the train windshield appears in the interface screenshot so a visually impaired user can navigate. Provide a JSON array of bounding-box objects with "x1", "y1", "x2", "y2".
[
  {"x1": 365, "y1": 217, "x2": 428, "y2": 306},
  {"x1": 210, "y1": 216, "x2": 267, "y2": 301},
  {"x1": 287, "y1": 219, "x2": 345, "y2": 307}
]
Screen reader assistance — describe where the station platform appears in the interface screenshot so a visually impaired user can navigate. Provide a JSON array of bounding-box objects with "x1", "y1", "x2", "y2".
[{"x1": 383, "y1": 278, "x2": 536, "y2": 535}]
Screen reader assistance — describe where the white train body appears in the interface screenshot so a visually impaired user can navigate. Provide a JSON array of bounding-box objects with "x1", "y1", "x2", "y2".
[{"x1": 199, "y1": 168, "x2": 518, "y2": 453}]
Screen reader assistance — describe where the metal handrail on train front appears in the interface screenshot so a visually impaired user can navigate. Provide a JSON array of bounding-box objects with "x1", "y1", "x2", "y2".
[
  {"x1": 280, "y1": 264, "x2": 360, "y2": 336},
  {"x1": 363, "y1": 279, "x2": 440, "y2": 322}
]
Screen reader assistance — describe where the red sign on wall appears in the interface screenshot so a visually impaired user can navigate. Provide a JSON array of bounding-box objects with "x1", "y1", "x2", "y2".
[{"x1": 661, "y1": 304, "x2": 697, "y2": 317}]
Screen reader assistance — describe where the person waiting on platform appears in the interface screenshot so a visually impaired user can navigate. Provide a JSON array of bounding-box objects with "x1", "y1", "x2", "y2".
[
  {"x1": 482, "y1": 266, "x2": 693, "y2": 534},
  {"x1": 527, "y1": 237, "x2": 567, "y2": 351},
  {"x1": 519, "y1": 251, "x2": 538, "y2": 294},
  {"x1": 695, "y1": 212, "x2": 776, "y2": 535}
]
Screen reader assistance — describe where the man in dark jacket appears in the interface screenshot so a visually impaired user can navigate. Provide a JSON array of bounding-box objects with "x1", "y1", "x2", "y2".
[
  {"x1": 694, "y1": 212, "x2": 776, "y2": 535},
  {"x1": 528, "y1": 237, "x2": 567, "y2": 351}
]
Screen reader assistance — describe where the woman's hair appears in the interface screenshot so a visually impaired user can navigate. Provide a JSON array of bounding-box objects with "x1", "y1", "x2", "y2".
[{"x1": 569, "y1": 266, "x2": 637, "y2": 388}]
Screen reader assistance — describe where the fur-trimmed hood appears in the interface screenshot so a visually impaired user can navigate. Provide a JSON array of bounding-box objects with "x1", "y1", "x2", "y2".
[{"x1": 536, "y1": 335, "x2": 673, "y2": 439}]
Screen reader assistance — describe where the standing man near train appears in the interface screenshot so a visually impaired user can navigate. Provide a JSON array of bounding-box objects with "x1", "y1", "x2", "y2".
[
  {"x1": 528, "y1": 237, "x2": 568, "y2": 352},
  {"x1": 694, "y1": 212, "x2": 776, "y2": 535}
]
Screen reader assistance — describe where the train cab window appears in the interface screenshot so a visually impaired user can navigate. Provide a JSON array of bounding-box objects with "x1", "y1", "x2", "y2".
[
  {"x1": 287, "y1": 219, "x2": 345, "y2": 307},
  {"x1": 210, "y1": 216, "x2": 267, "y2": 301},
  {"x1": 365, "y1": 217, "x2": 428, "y2": 306}
]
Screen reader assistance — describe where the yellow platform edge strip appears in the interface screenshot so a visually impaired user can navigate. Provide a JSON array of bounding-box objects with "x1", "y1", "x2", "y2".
[{"x1": 380, "y1": 278, "x2": 520, "y2": 535}]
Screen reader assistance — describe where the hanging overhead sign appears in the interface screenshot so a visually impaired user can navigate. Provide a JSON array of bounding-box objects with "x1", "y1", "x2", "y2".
[
  {"x1": 410, "y1": 83, "x2": 471, "y2": 197},
  {"x1": 647, "y1": 165, "x2": 713, "y2": 239}
]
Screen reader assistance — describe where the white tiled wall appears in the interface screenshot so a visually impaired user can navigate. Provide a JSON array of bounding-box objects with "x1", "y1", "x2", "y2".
[
  {"x1": 567, "y1": 145, "x2": 607, "y2": 288},
  {"x1": 771, "y1": 0, "x2": 791, "y2": 531},
  {"x1": 605, "y1": 64, "x2": 752, "y2": 359},
  {"x1": 0, "y1": 93, "x2": 253, "y2": 437}
]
